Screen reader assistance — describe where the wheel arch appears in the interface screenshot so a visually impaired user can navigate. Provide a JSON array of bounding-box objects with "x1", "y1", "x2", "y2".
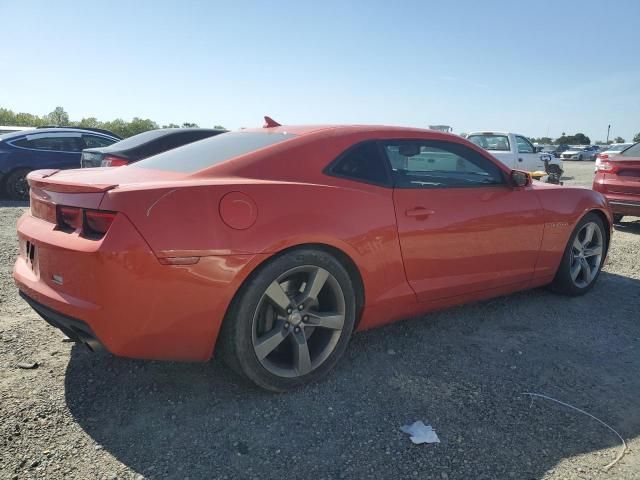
[
  {"x1": 213, "y1": 242, "x2": 366, "y2": 358},
  {"x1": 587, "y1": 208, "x2": 612, "y2": 255}
]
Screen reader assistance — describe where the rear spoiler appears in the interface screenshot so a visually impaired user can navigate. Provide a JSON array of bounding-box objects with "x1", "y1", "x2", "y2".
[{"x1": 27, "y1": 170, "x2": 118, "y2": 193}]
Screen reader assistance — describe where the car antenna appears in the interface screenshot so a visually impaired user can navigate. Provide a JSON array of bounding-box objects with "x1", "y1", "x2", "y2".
[{"x1": 263, "y1": 116, "x2": 282, "y2": 128}]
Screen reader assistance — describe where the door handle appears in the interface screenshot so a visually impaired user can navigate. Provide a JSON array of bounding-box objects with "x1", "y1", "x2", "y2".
[
  {"x1": 518, "y1": 157, "x2": 523, "y2": 162},
  {"x1": 405, "y1": 207, "x2": 435, "y2": 218}
]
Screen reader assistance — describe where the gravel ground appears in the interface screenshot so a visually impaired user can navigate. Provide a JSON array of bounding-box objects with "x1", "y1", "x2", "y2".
[{"x1": 1, "y1": 162, "x2": 639, "y2": 480}]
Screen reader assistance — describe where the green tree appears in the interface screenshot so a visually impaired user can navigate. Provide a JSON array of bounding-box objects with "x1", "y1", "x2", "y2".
[
  {"x1": 181, "y1": 122, "x2": 199, "y2": 128},
  {"x1": 47, "y1": 106, "x2": 70, "y2": 126},
  {"x1": 213, "y1": 125, "x2": 225, "y2": 130},
  {"x1": 162, "y1": 123, "x2": 180, "y2": 128},
  {"x1": 634, "y1": 132, "x2": 640, "y2": 143},
  {"x1": 613, "y1": 136, "x2": 625, "y2": 143},
  {"x1": 555, "y1": 132, "x2": 590, "y2": 145}
]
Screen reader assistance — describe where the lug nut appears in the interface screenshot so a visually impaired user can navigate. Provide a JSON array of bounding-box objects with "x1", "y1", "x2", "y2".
[
  {"x1": 287, "y1": 308, "x2": 292, "y2": 314},
  {"x1": 294, "y1": 327, "x2": 300, "y2": 333},
  {"x1": 298, "y1": 304, "x2": 304, "y2": 310},
  {"x1": 303, "y1": 316, "x2": 309, "y2": 321},
  {"x1": 284, "y1": 322, "x2": 289, "y2": 329}
]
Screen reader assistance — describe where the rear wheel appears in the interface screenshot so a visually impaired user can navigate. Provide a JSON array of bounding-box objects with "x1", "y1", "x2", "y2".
[
  {"x1": 4, "y1": 169, "x2": 30, "y2": 200},
  {"x1": 550, "y1": 213, "x2": 606, "y2": 296},
  {"x1": 219, "y1": 248, "x2": 356, "y2": 392},
  {"x1": 613, "y1": 214, "x2": 624, "y2": 224}
]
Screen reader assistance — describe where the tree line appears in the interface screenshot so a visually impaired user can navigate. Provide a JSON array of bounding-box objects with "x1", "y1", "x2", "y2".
[
  {"x1": 530, "y1": 131, "x2": 640, "y2": 145},
  {"x1": 0, "y1": 106, "x2": 225, "y2": 138}
]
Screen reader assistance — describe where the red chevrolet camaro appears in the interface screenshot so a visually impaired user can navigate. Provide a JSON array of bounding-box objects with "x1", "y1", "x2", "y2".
[{"x1": 14, "y1": 120, "x2": 612, "y2": 391}]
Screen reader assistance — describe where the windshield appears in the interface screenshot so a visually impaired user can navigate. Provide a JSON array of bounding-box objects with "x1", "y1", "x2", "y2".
[
  {"x1": 467, "y1": 134, "x2": 510, "y2": 151},
  {"x1": 132, "y1": 131, "x2": 297, "y2": 173}
]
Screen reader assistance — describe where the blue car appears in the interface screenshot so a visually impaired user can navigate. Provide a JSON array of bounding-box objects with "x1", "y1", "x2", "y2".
[{"x1": 0, "y1": 127, "x2": 121, "y2": 199}]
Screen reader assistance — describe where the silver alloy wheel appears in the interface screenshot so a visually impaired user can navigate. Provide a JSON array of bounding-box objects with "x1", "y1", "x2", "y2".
[
  {"x1": 251, "y1": 266, "x2": 346, "y2": 378},
  {"x1": 570, "y1": 221, "x2": 603, "y2": 288}
]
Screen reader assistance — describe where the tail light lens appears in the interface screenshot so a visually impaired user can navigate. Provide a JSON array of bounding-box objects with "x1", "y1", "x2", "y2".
[
  {"x1": 56, "y1": 206, "x2": 116, "y2": 237},
  {"x1": 101, "y1": 155, "x2": 128, "y2": 167},
  {"x1": 58, "y1": 206, "x2": 82, "y2": 230},
  {"x1": 597, "y1": 153, "x2": 609, "y2": 160},
  {"x1": 84, "y1": 210, "x2": 117, "y2": 235},
  {"x1": 596, "y1": 161, "x2": 619, "y2": 173}
]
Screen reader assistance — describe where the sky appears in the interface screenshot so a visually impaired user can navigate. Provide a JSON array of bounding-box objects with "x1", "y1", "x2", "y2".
[{"x1": 1, "y1": 0, "x2": 639, "y2": 142}]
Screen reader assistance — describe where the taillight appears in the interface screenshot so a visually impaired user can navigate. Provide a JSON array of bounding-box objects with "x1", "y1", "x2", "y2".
[
  {"x1": 596, "y1": 161, "x2": 619, "y2": 173},
  {"x1": 84, "y1": 210, "x2": 117, "y2": 235},
  {"x1": 101, "y1": 155, "x2": 128, "y2": 167},
  {"x1": 56, "y1": 206, "x2": 116, "y2": 237},
  {"x1": 597, "y1": 153, "x2": 609, "y2": 160},
  {"x1": 58, "y1": 206, "x2": 82, "y2": 231}
]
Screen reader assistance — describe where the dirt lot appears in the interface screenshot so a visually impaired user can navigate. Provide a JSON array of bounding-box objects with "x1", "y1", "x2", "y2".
[{"x1": 1, "y1": 161, "x2": 639, "y2": 480}]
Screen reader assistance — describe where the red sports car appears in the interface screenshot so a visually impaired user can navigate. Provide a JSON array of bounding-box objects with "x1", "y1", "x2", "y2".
[
  {"x1": 593, "y1": 141, "x2": 640, "y2": 223},
  {"x1": 14, "y1": 120, "x2": 612, "y2": 391}
]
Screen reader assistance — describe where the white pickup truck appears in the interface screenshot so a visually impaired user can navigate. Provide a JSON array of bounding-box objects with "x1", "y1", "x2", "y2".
[{"x1": 466, "y1": 131, "x2": 563, "y2": 174}]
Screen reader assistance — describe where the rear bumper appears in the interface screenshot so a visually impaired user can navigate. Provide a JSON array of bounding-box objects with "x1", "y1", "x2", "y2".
[
  {"x1": 13, "y1": 211, "x2": 265, "y2": 361},
  {"x1": 19, "y1": 291, "x2": 105, "y2": 352},
  {"x1": 607, "y1": 198, "x2": 640, "y2": 216}
]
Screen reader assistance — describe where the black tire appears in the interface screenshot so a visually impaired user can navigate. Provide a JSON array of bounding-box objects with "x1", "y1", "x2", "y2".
[
  {"x1": 549, "y1": 213, "x2": 607, "y2": 296},
  {"x1": 577, "y1": 154, "x2": 583, "y2": 161},
  {"x1": 4, "y1": 169, "x2": 31, "y2": 200},
  {"x1": 613, "y1": 214, "x2": 624, "y2": 224},
  {"x1": 218, "y1": 248, "x2": 356, "y2": 392}
]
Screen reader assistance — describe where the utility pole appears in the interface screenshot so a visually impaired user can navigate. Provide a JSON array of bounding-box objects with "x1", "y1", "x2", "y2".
[{"x1": 606, "y1": 124, "x2": 611, "y2": 144}]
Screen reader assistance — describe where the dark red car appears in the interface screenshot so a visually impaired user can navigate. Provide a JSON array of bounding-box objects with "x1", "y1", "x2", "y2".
[{"x1": 593, "y1": 142, "x2": 640, "y2": 223}]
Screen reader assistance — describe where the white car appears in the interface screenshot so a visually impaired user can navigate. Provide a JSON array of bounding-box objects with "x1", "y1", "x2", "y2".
[
  {"x1": 560, "y1": 146, "x2": 595, "y2": 161},
  {"x1": 466, "y1": 131, "x2": 563, "y2": 173},
  {"x1": 0, "y1": 126, "x2": 35, "y2": 135}
]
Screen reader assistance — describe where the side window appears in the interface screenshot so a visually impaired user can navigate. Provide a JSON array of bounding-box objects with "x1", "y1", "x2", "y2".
[
  {"x1": 383, "y1": 140, "x2": 505, "y2": 189},
  {"x1": 11, "y1": 134, "x2": 83, "y2": 152},
  {"x1": 516, "y1": 136, "x2": 534, "y2": 154},
  {"x1": 82, "y1": 135, "x2": 116, "y2": 148},
  {"x1": 328, "y1": 141, "x2": 390, "y2": 186}
]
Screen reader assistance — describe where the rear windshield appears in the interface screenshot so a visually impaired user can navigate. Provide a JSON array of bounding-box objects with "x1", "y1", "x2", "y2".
[
  {"x1": 609, "y1": 144, "x2": 632, "y2": 152},
  {"x1": 467, "y1": 134, "x2": 511, "y2": 151},
  {"x1": 621, "y1": 143, "x2": 640, "y2": 157},
  {"x1": 132, "y1": 131, "x2": 297, "y2": 173}
]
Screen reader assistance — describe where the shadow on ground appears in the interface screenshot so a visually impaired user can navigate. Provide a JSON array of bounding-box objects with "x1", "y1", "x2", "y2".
[
  {"x1": 615, "y1": 218, "x2": 640, "y2": 235},
  {"x1": 65, "y1": 272, "x2": 640, "y2": 479}
]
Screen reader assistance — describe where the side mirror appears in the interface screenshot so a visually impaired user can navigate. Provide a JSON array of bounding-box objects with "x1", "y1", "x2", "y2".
[
  {"x1": 511, "y1": 170, "x2": 531, "y2": 187},
  {"x1": 534, "y1": 146, "x2": 543, "y2": 153}
]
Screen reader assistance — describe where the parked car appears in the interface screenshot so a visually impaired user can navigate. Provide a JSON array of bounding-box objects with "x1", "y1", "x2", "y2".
[
  {"x1": 0, "y1": 128, "x2": 120, "y2": 199},
  {"x1": 15, "y1": 122, "x2": 612, "y2": 391},
  {"x1": 593, "y1": 142, "x2": 640, "y2": 223},
  {"x1": 0, "y1": 126, "x2": 35, "y2": 135},
  {"x1": 538, "y1": 145, "x2": 559, "y2": 157},
  {"x1": 466, "y1": 131, "x2": 563, "y2": 173},
  {"x1": 560, "y1": 146, "x2": 592, "y2": 161},
  {"x1": 80, "y1": 128, "x2": 226, "y2": 168}
]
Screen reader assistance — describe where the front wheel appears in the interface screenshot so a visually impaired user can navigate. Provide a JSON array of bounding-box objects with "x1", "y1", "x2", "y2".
[
  {"x1": 549, "y1": 213, "x2": 606, "y2": 296},
  {"x1": 219, "y1": 248, "x2": 356, "y2": 392}
]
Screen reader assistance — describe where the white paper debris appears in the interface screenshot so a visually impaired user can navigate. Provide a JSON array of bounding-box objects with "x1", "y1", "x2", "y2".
[{"x1": 400, "y1": 421, "x2": 440, "y2": 444}]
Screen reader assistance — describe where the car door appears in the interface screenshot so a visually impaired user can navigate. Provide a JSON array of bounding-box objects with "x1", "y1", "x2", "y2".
[
  {"x1": 385, "y1": 139, "x2": 545, "y2": 303},
  {"x1": 515, "y1": 135, "x2": 545, "y2": 171},
  {"x1": 10, "y1": 132, "x2": 84, "y2": 170}
]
